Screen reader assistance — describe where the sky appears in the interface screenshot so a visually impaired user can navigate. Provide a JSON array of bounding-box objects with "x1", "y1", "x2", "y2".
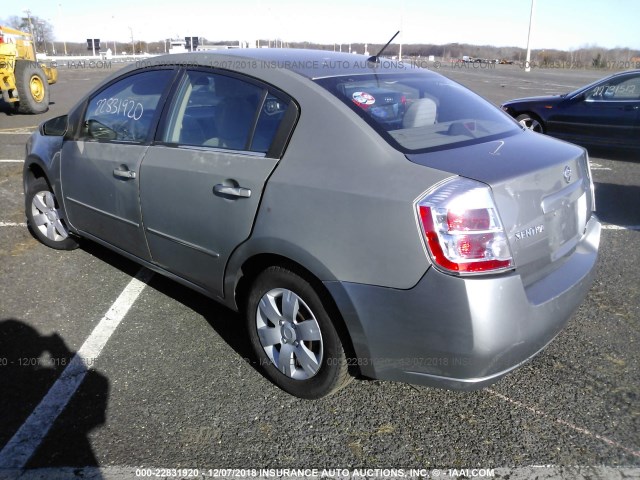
[{"x1": 5, "y1": 0, "x2": 640, "y2": 51}]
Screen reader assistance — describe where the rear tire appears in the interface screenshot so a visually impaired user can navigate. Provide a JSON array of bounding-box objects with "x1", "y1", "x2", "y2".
[
  {"x1": 15, "y1": 60, "x2": 50, "y2": 114},
  {"x1": 246, "y1": 266, "x2": 352, "y2": 399},
  {"x1": 26, "y1": 177, "x2": 79, "y2": 250}
]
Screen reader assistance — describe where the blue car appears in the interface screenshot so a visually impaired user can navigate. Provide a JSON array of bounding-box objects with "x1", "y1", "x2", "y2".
[{"x1": 501, "y1": 69, "x2": 640, "y2": 149}]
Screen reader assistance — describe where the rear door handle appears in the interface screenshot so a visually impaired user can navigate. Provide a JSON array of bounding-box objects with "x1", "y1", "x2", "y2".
[
  {"x1": 213, "y1": 184, "x2": 252, "y2": 198},
  {"x1": 113, "y1": 168, "x2": 136, "y2": 179},
  {"x1": 623, "y1": 104, "x2": 639, "y2": 111}
]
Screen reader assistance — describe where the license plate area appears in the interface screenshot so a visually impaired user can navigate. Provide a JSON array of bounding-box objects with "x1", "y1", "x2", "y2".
[{"x1": 542, "y1": 182, "x2": 587, "y2": 261}]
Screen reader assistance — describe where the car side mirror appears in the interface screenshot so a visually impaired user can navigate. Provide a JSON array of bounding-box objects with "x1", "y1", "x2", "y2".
[
  {"x1": 41, "y1": 115, "x2": 68, "y2": 136},
  {"x1": 86, "y1": 119, "x2": 117, "y2": 140}
]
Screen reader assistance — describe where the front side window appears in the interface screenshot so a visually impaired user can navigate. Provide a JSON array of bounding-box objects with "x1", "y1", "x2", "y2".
[
  {"x1": 315, "y1": 72, "x2": 520, "y2": 152},
  {"x1": 162, "y1": 70, "x2": 289, "y2": 154},
  {"x1": 84, "y1": 69, "x2": 174, "y2": 142},
  {"x1": 586, "y1": 74, "x2": 640, "y2": 101}
]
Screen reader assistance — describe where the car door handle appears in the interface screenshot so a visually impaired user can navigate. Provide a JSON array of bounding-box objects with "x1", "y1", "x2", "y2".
[
  {"x1": 623, "y1": 105, "x2": 639, "y2": 111},
  {"x1": 213, "y1": 184, "x2": 252, "y2": 198},
  {"x1": 113, "y1": 168, "x2": 136, "y2": 179}
]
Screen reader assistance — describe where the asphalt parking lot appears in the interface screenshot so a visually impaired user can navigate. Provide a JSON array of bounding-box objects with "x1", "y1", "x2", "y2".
[{"x1": 0, "y1": 61, "x2": 639, "y2": 480}]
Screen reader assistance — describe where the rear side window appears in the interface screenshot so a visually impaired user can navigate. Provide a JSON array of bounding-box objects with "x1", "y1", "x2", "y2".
[
  {"x1": 586, "y1": 74, "x2": 640, "y2": 101},
  {"x1": 315, "y1": 73, "x2": 519, "y2": 152},
  {"x1": 84, "y1": 69, "x2": 174, "y2": 142},
  {"x1": 162, "y1": 70, "x2": 289, "y2": 154}
]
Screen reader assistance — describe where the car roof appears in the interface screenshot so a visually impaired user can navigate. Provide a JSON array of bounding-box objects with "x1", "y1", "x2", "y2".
[
  {"x1": 611, "y1": 69, "x2": 640, "y2": 75},
  {"x1": 151, "y1": 48, "x2": 429, "y2": 80},
  {"x1": 601, "y1": 69, "x2": 640, "y2": 81},
  {"x1": 570, "y1": 68, "x2": 640, "y2": 96}
]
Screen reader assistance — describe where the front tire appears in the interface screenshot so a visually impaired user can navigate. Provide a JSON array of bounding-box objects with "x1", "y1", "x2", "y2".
[
  {"x1": 15, "y1": 60, "x2": 50, "y2": 114},
  {"x1": 516, "y1": 113, "x2": 544, "y2": 133},
  {"x1": 26, "y1": 177, "x2": 79, "y2": 250},
  {"x1": 246, "y1": 266, "x2": 351, "y2": 399}
]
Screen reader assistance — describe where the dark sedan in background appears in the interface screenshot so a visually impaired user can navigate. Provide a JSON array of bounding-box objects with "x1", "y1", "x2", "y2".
[{"x1": 501, "y1": 69, "x2": 640, "y2": 149}]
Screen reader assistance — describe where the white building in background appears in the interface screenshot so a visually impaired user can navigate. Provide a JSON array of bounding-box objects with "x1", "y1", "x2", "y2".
[
  {"x1": 168, "y1": 38, "x2": 254, "y2": 53},
  {"x1": 168, "y1": 38, "x2": 187, "y2": 54}
]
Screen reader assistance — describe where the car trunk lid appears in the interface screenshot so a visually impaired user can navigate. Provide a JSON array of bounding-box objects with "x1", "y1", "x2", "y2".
[{"x1": 407, "y1": 131, "x2": 595, "y2": 284}]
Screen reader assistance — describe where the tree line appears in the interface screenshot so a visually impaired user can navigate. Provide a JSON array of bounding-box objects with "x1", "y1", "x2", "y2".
[{"x1": 3, "y1": 15, "x2": 638, "y2": 68}]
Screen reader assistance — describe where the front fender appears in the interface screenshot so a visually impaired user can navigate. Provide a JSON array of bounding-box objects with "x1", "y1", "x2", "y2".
[{"x1": 23, "y1": 131, "x2": 66, "y2": 219}]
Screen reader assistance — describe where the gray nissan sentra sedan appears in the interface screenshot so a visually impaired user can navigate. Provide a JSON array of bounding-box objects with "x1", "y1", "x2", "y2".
[{"x1": 23, "y1": 49, "x2": 601, "y2": 399}]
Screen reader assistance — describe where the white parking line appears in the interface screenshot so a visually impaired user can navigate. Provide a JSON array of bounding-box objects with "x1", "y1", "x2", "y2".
[
  {"x1": 0, "y1": 268, "x2": 154, "y2": 469},
  {"x1": 0, "y1": 159, "x2": 24, "y2": 163},
  {"x1": 0, "y1": 222, "x2": 27, "y2": 227},
  {"x1": 0, "y1": 127, "x2": 36, "y2": 135},
  {"x1": 487, "y1": 389, "x2": 640, "y2": 459}
]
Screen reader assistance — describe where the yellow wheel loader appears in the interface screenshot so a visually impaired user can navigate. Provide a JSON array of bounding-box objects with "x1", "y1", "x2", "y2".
[{"x1": 0, "y1": 25, "x2": 57, "y2": 114}]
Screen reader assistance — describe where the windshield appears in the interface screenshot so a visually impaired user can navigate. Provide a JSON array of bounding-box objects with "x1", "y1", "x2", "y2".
[{"x1": 315, "y1": 72, "x2": 520, "y2": 152}]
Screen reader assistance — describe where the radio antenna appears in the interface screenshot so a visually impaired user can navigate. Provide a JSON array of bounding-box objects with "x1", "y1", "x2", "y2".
[{"x1": 367, "y1": 31, "x2": 400, "y2": 63}]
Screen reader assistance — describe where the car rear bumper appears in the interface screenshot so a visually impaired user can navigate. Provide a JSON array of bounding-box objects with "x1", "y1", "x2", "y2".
[{"x1": 325, "y1": 214, "x2": 601, "y2": 390}]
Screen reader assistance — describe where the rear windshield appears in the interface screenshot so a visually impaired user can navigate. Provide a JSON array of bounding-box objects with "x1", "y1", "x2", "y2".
[{"x1": 315, "y1": 72, "x2": 520, "y2": 152}]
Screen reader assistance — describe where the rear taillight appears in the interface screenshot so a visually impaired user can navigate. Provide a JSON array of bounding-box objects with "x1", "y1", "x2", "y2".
[{"x1": 416, "y1": 177, "x2": 514, "y2": 275}]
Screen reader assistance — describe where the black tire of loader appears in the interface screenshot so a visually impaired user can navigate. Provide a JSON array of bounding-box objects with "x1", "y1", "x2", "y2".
[{"x1": 15, "y1": 60, "x2": 50, "y2": 114}]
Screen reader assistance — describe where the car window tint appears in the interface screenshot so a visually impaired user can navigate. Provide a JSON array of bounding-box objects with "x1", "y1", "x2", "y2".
[
  {"x1": 163, "y1": 71, "x2": 286, "y2": 153},
  {"x1": 84, "y1": 70, "x2": 174, "y2": 142},
  {"x1": 316, "y1": 73, "x2": 519, "y2": 152},
  {"x1": 587, "y1": 75, "x2": 640, "y2": 101}
]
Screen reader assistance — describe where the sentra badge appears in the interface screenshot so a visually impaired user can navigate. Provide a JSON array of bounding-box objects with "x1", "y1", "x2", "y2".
[{"x1": 515, "y1": 224, "x2": 545, "y2": 241}]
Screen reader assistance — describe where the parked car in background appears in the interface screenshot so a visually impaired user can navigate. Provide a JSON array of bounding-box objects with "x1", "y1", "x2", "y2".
[
  {"x1": 24, "y1": 49, "x2": 600, "y2": 399},
  {"x1": 501, "y1": 69, "x2": 640, "y2": 149}
]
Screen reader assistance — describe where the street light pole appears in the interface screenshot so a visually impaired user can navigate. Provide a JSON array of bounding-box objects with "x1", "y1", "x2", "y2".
[
  {"x1": 525, "y1": 0, "x2": 535, "y2": 72},
  {"x1": 57, "y1": 4, "x2": 67, "y2": 55},
  {"x1": 111, "y1": 16, "x2": 117, "y2": 55},
  {"x1": 46, "y1": 19, "x2": 56, "y2": 54},
  {"x1": 398, "y1": 0, "x2": 404, "y2": 61},
  {"x1": 129, "y1": 27, "x2": 135, "y2": 56}
]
